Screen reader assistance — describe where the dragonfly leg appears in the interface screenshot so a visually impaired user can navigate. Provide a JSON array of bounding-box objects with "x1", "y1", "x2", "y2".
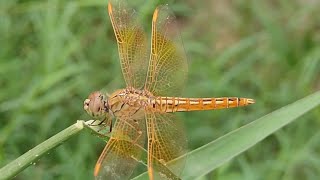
[
  {"x1": 109, "y1": 120, "x2": 113, "y2": 132},
  {"x1": 97, "y1": 119, "x2": 106, "y2": 125},
  {"x1": 89, "y1": 119, "x2": 98, "y2": 126},
  {"x1": 89, "y1": 118, "x2": 107, "y2": 127},
  {"x1": 96, "y1": 117, "x2": 113, "y2": 133}
]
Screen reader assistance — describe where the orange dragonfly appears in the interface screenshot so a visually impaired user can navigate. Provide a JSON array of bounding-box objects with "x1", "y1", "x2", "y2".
[{"x1": 83, "y1": 0, "x2": 255, "y2": 179}]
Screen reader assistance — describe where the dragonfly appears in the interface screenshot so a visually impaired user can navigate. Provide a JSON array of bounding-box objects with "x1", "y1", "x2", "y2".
[{"x1": 83, "y1": 0, "x2": 255, "y2": 179}]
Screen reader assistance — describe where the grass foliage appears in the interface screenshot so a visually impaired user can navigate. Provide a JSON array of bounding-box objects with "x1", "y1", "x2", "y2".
[{"x1": 1, "y1": 0, "x2": 320, "y2": 179}]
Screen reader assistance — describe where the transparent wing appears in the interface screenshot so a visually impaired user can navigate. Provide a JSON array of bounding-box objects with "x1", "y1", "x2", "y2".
[
  {"x1": 108, "y1": 0, "x2": 148, "y2": 89},
  {"x1": 146, "y1": 112, "x2": 187, "y2": 179},
  {"x1": 94, "y1": 116, "x2": 146, "y2": 180},
  {"x1": 145, "y1": 5, "x2": 188, "y2": 96}
]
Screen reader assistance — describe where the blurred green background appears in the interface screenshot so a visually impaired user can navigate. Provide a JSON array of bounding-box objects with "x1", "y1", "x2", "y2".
[{"x1": 1, "y1": 0, "x2": 320, "y2": 179}]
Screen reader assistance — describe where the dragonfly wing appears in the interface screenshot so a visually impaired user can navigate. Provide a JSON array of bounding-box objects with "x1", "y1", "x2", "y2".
[
  {"x1": 145, "y1": 5, "x2": 188, "y2": 96},
  {"x1": 94, "y1": 116, "x2": 146, "y2": 180},
  {"x1": 108, "y1": 0, "x2": 148, "y2": 89},
  {"x1": 146, "y1": 112, "x2": 187, "y2": 180}
]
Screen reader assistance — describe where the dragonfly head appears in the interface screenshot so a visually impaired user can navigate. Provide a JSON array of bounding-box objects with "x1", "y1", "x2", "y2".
[{"x1": 83, "y1": 91, "x2": 109, "y2": 118}]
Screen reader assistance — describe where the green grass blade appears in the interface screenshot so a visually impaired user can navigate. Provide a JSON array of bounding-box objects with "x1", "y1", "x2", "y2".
[{"x1": 133, "y1": 90, "x2": 320, "y2": 179}]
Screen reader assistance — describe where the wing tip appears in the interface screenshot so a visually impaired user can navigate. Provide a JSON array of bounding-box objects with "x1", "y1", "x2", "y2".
[
  {"x1": 148, "y1": 166, "x2": 154, "y2": 180},
  {"x1": 94, "y1": 163, "x2": 101, "y2": 177},
  {"x1": 152, "y1": 8, "x2": 159, "y2": 23},
  {"x1": 108, "y1": 2, "x2": 112, "y2": 14}
]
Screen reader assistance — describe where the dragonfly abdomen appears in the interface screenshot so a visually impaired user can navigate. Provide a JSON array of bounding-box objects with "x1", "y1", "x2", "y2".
[{"x1": 152, "y1": 97, "x2": 255, "y2": 112}]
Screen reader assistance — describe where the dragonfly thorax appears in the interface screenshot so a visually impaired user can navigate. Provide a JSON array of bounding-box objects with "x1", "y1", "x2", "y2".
[
  {"x1": 107, "y1": 88, "x2": 154, "y2": 118},
  {"x1": 115, "y1": 88, "x2": 153, "y2": 105}
]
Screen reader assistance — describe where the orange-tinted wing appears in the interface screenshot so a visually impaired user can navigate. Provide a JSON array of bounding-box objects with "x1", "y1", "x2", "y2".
[
  {"x1": 94, "y1": 116, "x2": 146, "y2": 180},
  {"x1": 108, "y1": 0, "x2": 148, "y2": 89},
  {"x1": 146, "y1": 112, "x2": 187, "y2": 180},
  {"x1": 145, "y1": 5, "x2": 188, "y2": 96}
]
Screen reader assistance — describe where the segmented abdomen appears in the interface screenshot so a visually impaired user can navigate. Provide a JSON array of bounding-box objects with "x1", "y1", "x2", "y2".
[{"x1": 151, "y1": 97, "x2": 255, "y2": 113}]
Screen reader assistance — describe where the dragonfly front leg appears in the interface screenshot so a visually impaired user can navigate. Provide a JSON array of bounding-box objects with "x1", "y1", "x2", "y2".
[
  {"x1": 89, "y1": 117, "x2": 114, "y2": 135},
  {"x1": 107, "y1": 117, "x2": 113, "y2": 133},
  {"x1": 98, "y1": 117, "x2": 113, "y2": 133}
]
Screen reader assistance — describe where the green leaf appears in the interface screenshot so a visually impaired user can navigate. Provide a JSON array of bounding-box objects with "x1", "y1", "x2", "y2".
[{"x1": 133, "y1": 90, "x2": 320, "y2": 179}]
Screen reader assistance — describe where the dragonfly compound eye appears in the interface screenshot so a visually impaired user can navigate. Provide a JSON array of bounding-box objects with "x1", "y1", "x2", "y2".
[{"x1": 83, "y1": 91, "x2": 108, "y2": 118}]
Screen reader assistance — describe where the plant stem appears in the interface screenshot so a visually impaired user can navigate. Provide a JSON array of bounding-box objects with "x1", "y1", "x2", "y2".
[{"x1": 0, "y1": 120, "x2": 86, "y2": 180}]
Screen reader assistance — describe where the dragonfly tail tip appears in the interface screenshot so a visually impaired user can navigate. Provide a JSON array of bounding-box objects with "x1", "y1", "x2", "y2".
[{"x1": 247, "y1": 98, "x2": 255, "y2": 105}]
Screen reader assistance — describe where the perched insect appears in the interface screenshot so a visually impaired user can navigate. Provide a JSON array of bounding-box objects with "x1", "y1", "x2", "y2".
[{"x1": 84, "y1": 0, "x2": 255, "y2": 179}]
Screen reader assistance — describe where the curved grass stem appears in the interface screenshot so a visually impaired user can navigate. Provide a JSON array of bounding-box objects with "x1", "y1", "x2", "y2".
[{"x1": 0, "y1": 120, "x2": 86, "y2": 179}]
